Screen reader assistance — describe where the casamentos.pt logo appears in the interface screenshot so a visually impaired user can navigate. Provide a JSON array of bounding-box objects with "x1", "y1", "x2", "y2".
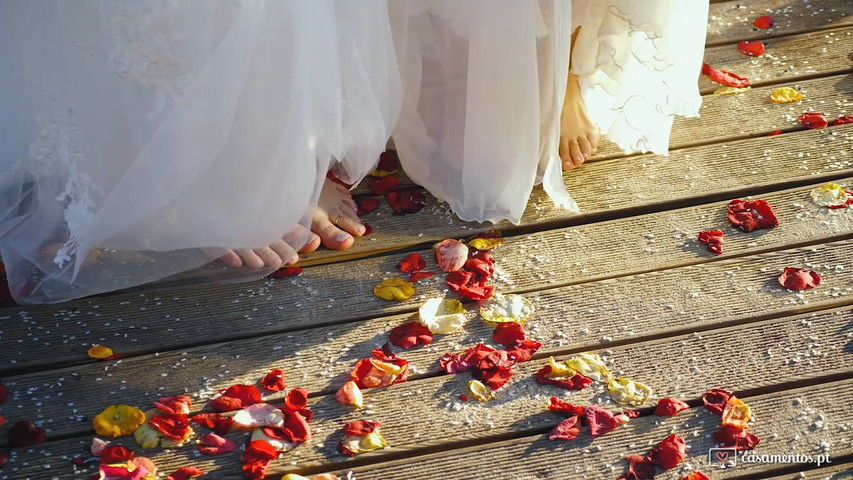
[{"x1": 709, "y1": 448, "x2": 832, "y2": 468}]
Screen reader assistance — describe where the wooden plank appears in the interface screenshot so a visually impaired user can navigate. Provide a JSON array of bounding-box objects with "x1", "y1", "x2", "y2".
[
  {"x1": 700, "y1": 26, "x2": 853, "y2": 94},
  {"x1": 2, "y1": 159, "x2": 852, "y2": 377},
  {"x1": 706, "y1": 0, "x2": 853, "y2": 46},
  {"x1": 4, "y1": 312, "x2": 850, "y2": 477},
  {"x1": 3, "y1": 235, "x2": 852, "y2": 443},
  {"x1": 760, "y1": 463, "x2": 853, "y2": 480}
]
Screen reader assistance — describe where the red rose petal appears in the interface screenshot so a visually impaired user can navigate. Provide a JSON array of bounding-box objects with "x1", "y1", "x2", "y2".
[
  {"x1": 342, "y1": 420, "x2": 381, "y2": 436},
  {"x1": 492, "y1": 322, "x2": 525, "y2": 348},
  {"x1": 459, "y1": 394, "x2": 469, "y2": 402},
  {"x1": 703, "y1": 388, "x2": 733, "y2": 415},
  {"x1": 8, "y1": 420, "x2": 47, "y2": 447},
  {"x1": 298, "y1": 408, "x2": 314, "y2": 423},
  {"x1": 654, "y1": 398, "x2": 690, "y2": 416},
  {"x1": 585, "y1": 405, "x2": 623, "y2": 437},
  {"x1": 464, "y1": 257, "x2": 494, "y2": 279},
  {"x1": 209, "y1": 384, "x2": 262, "y2": 412},
  {"x1": 0, "y1": 413, "x2": 6, "y2": 427},
  {"x1": 768, "y1": 130, "x2": 783, "y2": 136},
  {"x1": 280, "y1": 410, "x2": 312, "y2": 443},
  {"x1": 778, "y1": 267, "x2": 821, "y2": 290},
  {"x1": 457, "y1": 283, "x2": 495, "y2": 301},
  {"x1": 507, "y1": 339, "x2": 540, "y2": 363},
  {"x1": 99, "y1": 445, "x2": 134, "y2": 464},
  {"x1": 153, "y1": 395, "x2": 191, "y2": 415},
  {"x1": 350, "y1": 348, "x2": 409, "y2": 389},
  {"x1": 197, "y1": 433, "x2": 236, "y2": 456},
  {"x1": 753, "y1": 15, "x2": 773, "y2": 29},
  {"x1": 826, "y1": 190, "x2": 853, "y2": 209},
  {"x1": 260, "y1": 369, "x2": 287, "y2": 393},
  {"x1": 476, "y1": 366, "x2": 514, "y2": 390},
  {"x1": 618, "y1": 454, "x2": 657, "y2": 480},
  {"x1": 369, "y1": 176, "x2": 400, "y2": 196},
  {"x1": 191, "y1": 413, "x2": 233, "y2": 435},
  {"x1": 398, "y1": 253, "x2": 426, "y2": 274},
  {"x1": 376, "y1": 151, "x2": 398, "y2": 174},
  {"x1": 727, "y1": 199, "x2": 779, "y2": 232},
  {"x1": 243, "y1": 440, "x2": 279, "y2": 462},
  {"x1": 166, "y1": 466, "x2": 204, "y2": 480},
  {"x1": 326, "y1": 171, "x2": 352, "y2": 189},
  {"x1": 0, "y1": 381, "x2": 6, "y2": 405},
  {"x1": 409, "y1": 271, "x2": 436, "y2": 283},
  {"x1": 445, "y1": 270, "x2": 474, "y2": 292},
  {"x1": 385, "y1": 190, "x2": 427, "y2": 215},
  {"x1": 548, "y1": 415, "x2": 581, "y2": 441},
  {"x1": 362, "y1": 223, "x2": 373, "y2": 236},
  {"x1": 269, "y1": 267, "x2": 303, "y2": 279},
  {"x1": 149, "y1": 413, "x2": 190, "y2": 441},
  {"x1": 242, "y1": 460, "x2": 270, "y2": 480},
  {"x1": 799, "y1": 112, "x2": 828, "y2": 129},
  {"x1": 389, "y1": 321, "x2": 433, "y2": 349},
  {"x1": 680, "y1": 473, "x2": 710, "y2": 480},
  {"x1": 547, "y1": 397, "x2": 585, "y2": 417},
  {"x1": 536, "y1": 366, "x2": 593, "y2": 391},
  {"x1": 284, "y1": 388, "x2": 309, "y2": 412},
  {"x1": 698, "y1": 229, "x2": 724, "y2": 255},
  {"x1": 713, "y1": 425, "x2": 761, "y2": 451},
  {"x1": 702, "y1": 63, "x2": 750, "y2": 88},
  {"x1": 0, "y1": 450, "x2": 9, "y2": 468},
  {"x1": 833, "y1": 115, "x2": 853, "y2": 126},
  {"x1": 737, "y1": 40, "x2": 765, "y2": 57},
  {"x1": 649, "y1": 433, "x2": 686, "y2": 470},
  {"x1": 355, "y1": 197, "x2": 380, "y2": 217}
]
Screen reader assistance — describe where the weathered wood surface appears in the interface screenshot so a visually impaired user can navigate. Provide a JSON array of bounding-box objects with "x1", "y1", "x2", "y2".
[
  {"x1": 3, "y1": 238, "x2": 852, "y2": 444},
  {"x1": 762, "y1": 463, "x2": 853, "y2": 479},
  {"x1": 706, "y1": 0, "x2": 853, "y2": 45},
  {"x1": 2, "y1": 161, "x2": 852, "y2": 377}
]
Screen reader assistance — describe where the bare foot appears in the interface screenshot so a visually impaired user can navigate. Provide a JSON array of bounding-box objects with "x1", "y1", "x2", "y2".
[
  {"x1": 212, "y1": 224, "x2": 321, "y2": 270},
  {"x1": 310, "y1": 177, "x2": 366, "y2": 250},
  {"x1": 559, "y1": 73, "x2": 600, "y2": 170}
]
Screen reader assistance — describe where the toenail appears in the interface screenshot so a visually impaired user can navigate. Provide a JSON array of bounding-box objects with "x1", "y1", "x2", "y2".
[
  {"x1": 336, "y1": 232, "x2": 351, "y2": 242},
  {"x1": 357, "y1": 224, "x2": 366, "y2": 235},
  {"x1": 287, "y1": 254, "x2": 299, "y2": 265}
]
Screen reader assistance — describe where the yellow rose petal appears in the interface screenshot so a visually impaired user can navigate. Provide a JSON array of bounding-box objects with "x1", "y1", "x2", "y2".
[
  {"x1": 373, "y1": 278, "x2": 415, "y2": 301},
  {"x1": 369, "y1": 358, "x2": 407, "y2": 376},
  {"x1": 467, "y1": 380, "x2": 496, "y2": 402},
  {"x1": 282, "y1": 475, "x2": 312, "y2": 480},
  {"x1": 565, "y1": 353, "x2": 611, "y2": 383},
  {"x1": 545, "y1": 356, "x2": 577, "y2": 379},
  {"x1": 721, "y1": 396, "x2": 752, "y2": 429},
  {"x1": 607, "y1": 377, "x2": 653, "y2": 406},
  {"x1": 418, "y1": 298, "x2": 467, "y2": 334},
  {"x1": 810, "y1": 183, "x2": 851, "y2": 207},
  {"x1": 468, "y1": 237, "x2": 505, "y2": 251},
  {"x1": 714, "y1": 86, "x2": 751, "y2": 95},
  {"x1": 480, "y1": 293, "x2": 534, "y2": 326},
  {"x1": 770, "y1": 87, "x2": 803, "y2": 103},
  {"x1": 88, "y1": 345, "x2": 114, "y2": 359},
  {"x1": 133, "y1": 423, "x2": 162, "y2": 449},
  {"x1": 93, "y1": 404, "x2": 146, "y2": 438},
  {"x1": 341, "y1": 431, "x2": 387, "y2": 454}
]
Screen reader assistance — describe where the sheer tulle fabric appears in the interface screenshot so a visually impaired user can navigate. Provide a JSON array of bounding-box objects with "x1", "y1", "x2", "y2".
[
  {"x1": 389, "y1": 0, "x2": 707, "y2": 224},
  {"x1": 0, "y1": 1, "x2": 400, "y2": 303}
]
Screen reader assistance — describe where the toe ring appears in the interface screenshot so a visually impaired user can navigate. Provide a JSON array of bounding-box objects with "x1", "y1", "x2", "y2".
[{"x1": 333, "y1": 212, "x2": 344, "y2": 227}]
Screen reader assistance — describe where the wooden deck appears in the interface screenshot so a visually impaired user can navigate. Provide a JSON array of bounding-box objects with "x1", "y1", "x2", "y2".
[{"x1": 1, "y1": 0, "x2": 852, "y2": 478}]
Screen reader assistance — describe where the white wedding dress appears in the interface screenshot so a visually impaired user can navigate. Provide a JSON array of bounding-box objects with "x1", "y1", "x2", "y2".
[{"x1": 0, "y1": 0, "x2": 708, "y2": 304}]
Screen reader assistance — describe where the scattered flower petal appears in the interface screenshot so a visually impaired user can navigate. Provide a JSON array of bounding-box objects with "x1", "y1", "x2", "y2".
[
  {"x1": 799, "y1": 112, "x2": 828, "y2": 129},
  {"x1": 269, "y1": 267, "x2": 303, "y2": 278},
  {"x1": 241, "y1": 440, "x2": 278, "y2": 480},
  {"x1": 698, "y1": 229, "x2": 724, "y2": 255},
  {"x1": 721, "y1": 396, "x2": 752, "y2": 429},
  {"x1": 133, "y1": 423, "x2": 162, "y2": 449},
  {"x1": 480, "y1": 293, "x2": 534, "y2": 325},
  {"x1": 93, "y1": 405, "x2": 146, "y2": 438},
  {"x1": 368, "y1": 175, "x2": 399, "y2": 195},
  {"x1": 536, "y1": 365, "x2": 593, "y2": 391},
  {"x1": 0, "y1": 382, "x2": 6, "y2": 405},
  {"x1": 649, "y1": 434, "x2": 686, "y2": 470},
  {"x1": 336, "y1": 381, "x2": 364, "y2": 408},
  {"x1": 98, "y1": 463, "x2": 149, "y2": 480},
  {"x1": 339, "y1": 432, "x2": 387, "y2": 456},
  {"x1": 727, "y1": 199, "x2": 779, "y2": 232},
  {"x1": 703, "y1": 388, "x2": 732, "y2": 415},
  {"x1": 385, "y1": 190, "x2": 426, "y2": 215},
  {"x1": 435, "y1": 239, "x2": 469, "y2": 272},
  {"x1": 355, "y1": 197, "x2": 381, "y2": 217},
  {"x1": 197, "y1": 433, "x2": 236, "y2": 455},
  {"x1": 390, "y1": 321, "x2": 433, "y2": 349},
  {"x1": 398, "y1": 253, "x2": 426, "y2": 274},
  {"x1": 418, "y1": 298, "x2": 466, "y2": 334},
  {"x1": 284, "y1": 388, "x2": 309, "y2": 412},
  {"x1": 153, "y1": 396, "x2": 191, "y2": 416},
  {"x1": 0, "y1": 451, "x2": 8, "y2": 468},
  {"x1": 565, "y1": 353, "x2": 611, "y2": 383},
  {"x1": 548, "y1": 415, "x2": 581, "y2": 441},
  {"x1": 753, "y1": 15, "x2": 773, "y2": 29},
  {"x1": 190, "y1": 413, "x2": 233, "y2": 435},
  {"x1": 166, "y1": 466, "x2": 204, "y2": 480},
  {"x1": 618, "y1": 454, "x2": 656, "y2": 480},
  {"x1": 468, "y1": 237, "x2": 504, "y2": 251},
  {"x1": 737, "y1": 40, "x2": 764, "y2": 57},
  {"x1": 768, "y1": 130, "x2": 783, "y2": 136},
  {"x1": 251, "y1": 427, "x2": 297, "y2": 452},
  {"x1": 209, "y1": 385, "x2": 262, "y2": 413},
  {"x1": 409, "y1": 271, "x2": 436, "y2": 282},
  {"x1": 701, "y1": 63, "x2": 749, "y2": 87},
  {"x1": 547, "y1": 397, "x2": 585, "y2": 417},
  {"x1": 350, "y1": 347, "x2": 409, "y2": 389},
  {"x1": 88, "y1": 345, "x2": 114, "y2": 359},
  {"x1": 713, "y1": 86, "x2": 751, "y2": 95},
  {"x1": 680, "y1": 473, "x2": 710, "y2": 480},
  {"x1": 770, "y1": 87, "x2": 802, "y2": 103},
  {"x1": 369, "y1": 152, "x2": 399, "y2": 178},
  {"x1": 833, "y1": 115, "x2": 853, "y2": 126},
  {"x1": 778, "y1": 267, "x2": 820, "y2": 290},
  {"x1": 373, "y1": 278, "x2": 415, "y2": 301},
  {"x1": 467, "y1": 380, "x2": 496, "y2": 402},
  {"x1": 585, "y1": 405, "x2": 629, "y2": 437},
  {"x1": 91, "y1": 438, "x2": 109, "y2": 456},
  {"x1": 99, "y1": 445, "x2": 134, "y2": 464},
  {"x1": 654, "y1": 398, "x2": 690, "y2": 416},
  {"x1": 810, "y1": 183, "x2": 853, "y2": 208},
  {"x1": 260, "y1": 369, "x2": 287, "y2": 392},
  {"x1": 608, "y1": 377, "x2": 653, "y2": 406},
  {"x1": 232, "y1": 403, "x2": 284, "y2": 429},
  {"x1": 492, "y1": 321, "x2": 525, "y2": 348},
  {"x1": 713, "y1": 425, "x2": 761, "y2": 450}
]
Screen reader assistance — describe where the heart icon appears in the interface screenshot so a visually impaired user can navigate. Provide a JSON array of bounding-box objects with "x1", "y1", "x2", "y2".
[{"x1": 716, "y1": 451, "x2": 729, "y2": 463}]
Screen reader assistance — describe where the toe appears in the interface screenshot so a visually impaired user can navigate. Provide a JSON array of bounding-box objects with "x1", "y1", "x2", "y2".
[
  {"x1": 235, "y1": 249, "x2": 265, "y2": 270},
  {"x1": 254, "y1": 246, "x2": 284, "y2": 269},
  {"x1": 569, "y1": 141, "x2": 584, "y2": 166},
  {"x1": 269, "y1": 240, "x2": 299, "y2": 266},
  {"x1": 217, "y1": 249, "x2": 243, "y2": 269},
  {"x1": 298, "y1": 233, "x2": 321, "y2": 253},
  {"x1": 285, "y1": 224, "x2": 321, "y2": 254},
  {"x1": 312, "y1": 215, "x2": 355, "y2": 250},
  {"x1": 337, "y1": 210, "x2": 366, "y2": 237},
  {"x1": 578, "y1": 136, "x2": 593, "y2": 162}
]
